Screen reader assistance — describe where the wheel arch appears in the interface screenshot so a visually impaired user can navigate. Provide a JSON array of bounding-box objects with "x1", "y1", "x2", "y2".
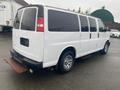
[{"x1": 57, "y1": 46, "x2": 76, "y2": 64}]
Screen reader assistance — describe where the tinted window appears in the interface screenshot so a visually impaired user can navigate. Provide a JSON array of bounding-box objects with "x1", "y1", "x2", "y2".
[
  {"x1": 80, "y1": 16, "x2": 89, "y2": 32},
  {"x1": 21, "y1": 8, "x2": 37, "y2": 31},
  {"x1": 98, "y1": 19, "x2": 105, "y2": 32},
  {"x1": 89, "y1": 18, "x2": 97, "y2": 32},
  {"x1": 48, "y1": 10, "x2": 79, "y2": 32},
  {"x1": 14, "y1": 9, "x2": 23, "y2": 29}
]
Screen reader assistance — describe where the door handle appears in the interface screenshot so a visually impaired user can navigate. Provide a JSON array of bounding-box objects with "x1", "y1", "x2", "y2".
[
  {"x1": 98, "y1": 33, "x2": 99, "y2": 38},
  {"x1": 90, "y1": 33, "x2": 92, "y2": 39}
]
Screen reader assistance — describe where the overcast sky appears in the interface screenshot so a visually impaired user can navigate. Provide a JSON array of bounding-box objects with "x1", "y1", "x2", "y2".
[{"x1": 25, "y1": 0, "x2": 120, "y2": 23}]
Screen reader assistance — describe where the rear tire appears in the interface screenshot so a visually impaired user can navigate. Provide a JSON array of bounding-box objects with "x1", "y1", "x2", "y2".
[
  {"x1": 56, "y1": 51, "x2": 75, "y2": 73},
  {"x1": 100, "y1": 42, "x2": 109, "y2": 55}
]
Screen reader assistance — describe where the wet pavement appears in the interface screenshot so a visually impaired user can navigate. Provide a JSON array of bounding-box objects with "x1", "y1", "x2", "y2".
[{"x1": 0, "y1": 32, "x2": 120, "y2": 90}]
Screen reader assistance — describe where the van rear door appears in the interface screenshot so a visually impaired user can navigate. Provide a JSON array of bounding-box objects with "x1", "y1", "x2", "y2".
[{"x1": 13, "y1": 6, "x2": 44, "y2": 63}]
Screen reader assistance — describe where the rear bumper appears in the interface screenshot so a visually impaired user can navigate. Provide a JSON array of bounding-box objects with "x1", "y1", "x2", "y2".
[{"x1": 10, "y1": 49, "x2": 43, "y2": 70}]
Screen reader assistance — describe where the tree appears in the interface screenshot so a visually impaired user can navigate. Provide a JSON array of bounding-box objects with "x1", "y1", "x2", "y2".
[
  {"x1": 73, "y1": 9, "x2": 75, "y2": 12},
  {"x1": 78, "y1": 7, "x2": 81, "y2": 13},
  {"x1": 102, "y1": 6, "x2": 105, "y2": 9},
  {"x1": 85, "y1": 8, "x2": 91, "y2": 15}
]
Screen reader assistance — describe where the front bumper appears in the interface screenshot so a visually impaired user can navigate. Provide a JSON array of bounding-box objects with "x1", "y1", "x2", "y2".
[{"x1": 10, "y1": 49, "x2": 43, "y2": 70}]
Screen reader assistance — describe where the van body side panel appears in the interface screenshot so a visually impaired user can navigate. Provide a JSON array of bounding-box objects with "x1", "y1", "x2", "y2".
[
  {"x1": 43, "y1": 8, "x2": 81, "y2": 68},
  {"x1": 79, "y1": 15, "x2": 91, "y2": 56},
  {"x1": 87, "y1": 17, "x2": 98, "y2": 53},
  {"x1": 79, "y1": 32, "x2": 92, "y2": 56},
  {"x1": 97, "y1": 19, "x2": 110, "y2": 50},
  {"x1": 43, "y1": 32, "x2": 81, "y2": 67},
  {"x1": 79, "y1": 16, "x2": 98, "y2": 56},
  {"x1": 98, "y1": 32, "x2": 109, "y2": 49}
]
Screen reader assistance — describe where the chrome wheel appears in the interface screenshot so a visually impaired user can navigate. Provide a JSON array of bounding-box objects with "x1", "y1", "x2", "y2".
[
  {"x1": 100, "y1": 43, "x2": 110, "y2": 55},
  {"x1": 63, "y1": 55, "x2": 73, "y2": 71},
  {"x1": 56, "y1": 51, "x2": 75, "y2": 73}
]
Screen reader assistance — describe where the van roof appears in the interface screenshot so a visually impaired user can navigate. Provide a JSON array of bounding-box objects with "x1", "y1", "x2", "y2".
[
  {"x1": 19, "y1": 4, "x2": 100, "y2": 20},
  {"x1": 45, "y1": 5, "x2": 99, "y2": 19}
]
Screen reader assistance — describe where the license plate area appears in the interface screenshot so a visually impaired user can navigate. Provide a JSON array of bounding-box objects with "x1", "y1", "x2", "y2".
[{"x1": 20, "y1": 37, "x2": 29, "y2": 47}]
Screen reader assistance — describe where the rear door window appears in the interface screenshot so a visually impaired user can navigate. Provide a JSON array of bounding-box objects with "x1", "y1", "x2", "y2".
[
  {"x1": 21, "y1": 8, "x2": 37, "y2": 31},
  {"x1": 14, "y1": 9, "x2": 23, "y2": 29},
  {"x1": 48, "y1": 10, "x2": 79, "y2": 32},
  {"x1": 89, "y1": 18, "x2": 97, "y2": 32}
]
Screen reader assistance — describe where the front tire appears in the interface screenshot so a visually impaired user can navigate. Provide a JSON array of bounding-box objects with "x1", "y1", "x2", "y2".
[
  {"x1": 56, "y1": 51, "x2": 75, "y2": 73},
  {"x1": 100, "y1": 43, "x2": 109, "y2": 55}
]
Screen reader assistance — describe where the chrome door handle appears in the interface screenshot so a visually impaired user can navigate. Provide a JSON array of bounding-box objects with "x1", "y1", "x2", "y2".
[
  {"x1": 90, "y1": 33, "x2": 91, "y2": 39},
  {"x1": 98, "y1": 33, "x2": 100, "y2": 38}
]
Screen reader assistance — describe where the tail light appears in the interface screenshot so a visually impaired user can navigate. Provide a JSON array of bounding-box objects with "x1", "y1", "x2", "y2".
[{"x1": 37, "y1": 17, "x2": 44, "y2": 32}]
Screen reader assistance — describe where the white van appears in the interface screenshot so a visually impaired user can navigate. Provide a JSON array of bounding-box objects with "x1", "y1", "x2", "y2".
[{"x1": 11, "y1": 5, "x2": 110, "y2": 73}]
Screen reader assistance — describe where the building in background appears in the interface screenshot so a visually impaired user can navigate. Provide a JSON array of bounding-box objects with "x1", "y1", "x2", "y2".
[
  {"x1": 0, "y1": 0, "x2": 28, "y2": 32},
  {"x1": 91, "y1": 7, "x2": 120, "y2": 31}
]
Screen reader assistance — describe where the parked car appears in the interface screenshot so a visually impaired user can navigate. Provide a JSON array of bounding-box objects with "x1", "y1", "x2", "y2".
[
  {"x1": 10, "y1": 5, "x2": 110, "y2": 73},
  {"x1": 110, "y1": 29, "x2": 120, "y2": 38}
]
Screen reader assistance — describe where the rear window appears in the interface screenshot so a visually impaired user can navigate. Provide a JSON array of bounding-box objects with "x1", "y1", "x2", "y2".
[
  {"x1": 89, "y1": 18, "x2": 97, "y2": 32},
  {"x1": 48, "y1": 10, "x2": 79, "y2": 32},
  {"x1": 21, "y1": 8, "x2": 37, "y2": 31},
  {"x1": 14, "y1": 9, "x2": 23, "y2": 29},
  {"x1": 79, "y1": 15, "x2": 89, "y2": 32}
]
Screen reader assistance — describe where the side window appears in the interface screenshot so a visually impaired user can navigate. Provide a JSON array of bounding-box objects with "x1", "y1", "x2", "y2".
[
  {"x1": 79, "y1": 15, "x2": 89, "y2": 32},
  {"x1": 89, "y1": 18, "x2": 97, "y2": 32},
  {"x1": 98, "y1": 19, "x2": 105, "y2": 32},
  {"x1": 48, "y1": 10, "x2": 79, "y2": 32},
  {"x1": 21, "y1": 8, "x2": 37, "y2": 31},
  {"x1": 14, "y1": 9, "x2": 23, "y2": 29}
]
